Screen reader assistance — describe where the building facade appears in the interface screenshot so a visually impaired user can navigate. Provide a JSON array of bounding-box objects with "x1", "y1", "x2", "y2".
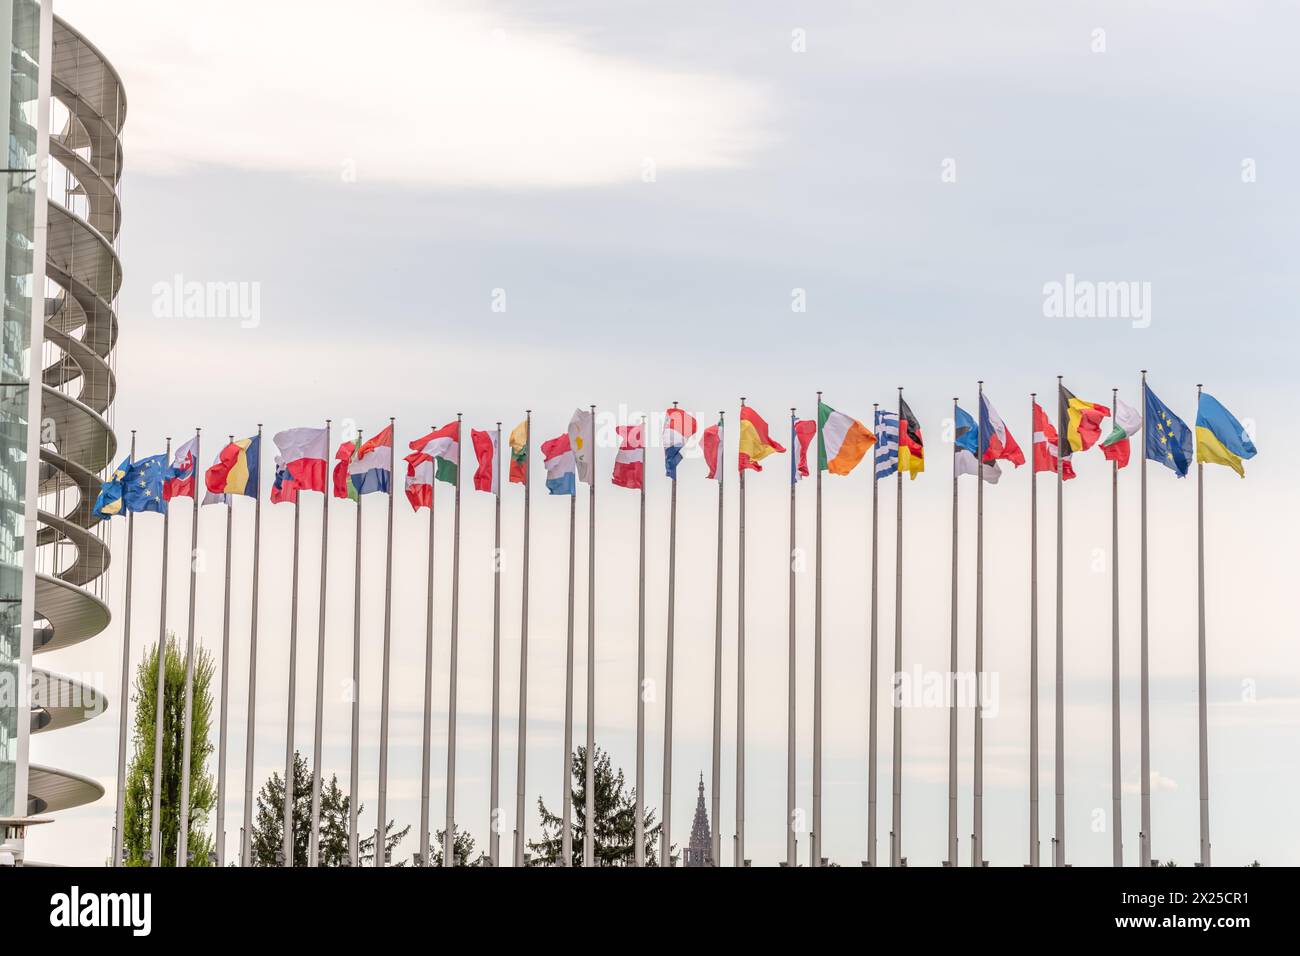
[{"x1": 1, "y1": 0, "x2": 122, "y2": 865}]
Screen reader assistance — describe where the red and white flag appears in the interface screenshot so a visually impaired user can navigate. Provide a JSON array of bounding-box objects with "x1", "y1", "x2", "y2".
[
  {"x1": 1032, "y1": 403, "x2": 1075, "y2": 481},
  {"x1": 472, "y1": 428, "x2": 498, "y2": 493},
  {"x1": 611, "y1": 423, "x2": 644, "y2": 489},
  {"x1": 163, "y1": 435, "x2": 199, "y2": 500},
  {"x1": 701, "y1": 420, "x2": 721, "y2": 480}
]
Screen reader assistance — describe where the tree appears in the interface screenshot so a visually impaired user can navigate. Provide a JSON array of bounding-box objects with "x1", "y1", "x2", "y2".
[
  {"x1": 250, "y1": 750, "x2": 409, "y2": 866},
  {"x1": 122, "y1": 637, "x2": 216, "y2": 866},
  {"x1": 529, "y1": 745, "x2": 674, "y2": 866},
  {"x1": 428, "y1": 825, "x2": 485, "y2": 867}
]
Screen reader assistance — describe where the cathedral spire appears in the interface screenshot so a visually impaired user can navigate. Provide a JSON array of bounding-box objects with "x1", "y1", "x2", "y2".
[{"x1": 685, "y1": 771, "x2": 713, "y2": 866}]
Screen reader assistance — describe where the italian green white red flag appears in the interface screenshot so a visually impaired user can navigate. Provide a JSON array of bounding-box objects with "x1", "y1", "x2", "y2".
[{"x1": 817, "y1": 401, "x2": 876, "y2": 475}]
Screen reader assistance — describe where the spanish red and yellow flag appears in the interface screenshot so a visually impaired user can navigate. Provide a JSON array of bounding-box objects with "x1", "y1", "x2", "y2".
[
  {"x1": 1058, "y1": 383, "x2": 1110, "y2": 455},
  {"x1": 738, "y1": 405, "x2": 786, "y2": 471}
]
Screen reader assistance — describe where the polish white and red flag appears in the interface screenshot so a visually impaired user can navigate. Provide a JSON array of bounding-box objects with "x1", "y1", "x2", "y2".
[{"x1": 611, "y1": 423, "x2": 645, "y2": 490}]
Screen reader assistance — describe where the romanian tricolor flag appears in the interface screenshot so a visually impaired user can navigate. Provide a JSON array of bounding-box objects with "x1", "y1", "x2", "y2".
[
  {"x1": 204, "y1": 435, "x2": 260, "y2": 504},
  {"x1": 1058, "y1": 384, "x2": 1110, "y2": 455},
  {"x1": 898, "y1": 398, "x2": 924, "y2": 478},
  {"x1": 738, "y1": 405, "x2": 786, "y2": 472}
]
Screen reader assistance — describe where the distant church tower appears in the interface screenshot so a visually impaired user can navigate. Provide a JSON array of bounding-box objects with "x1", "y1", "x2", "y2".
[{"x1": 683, "y1": 773, "x2": 713, "y2": 867}]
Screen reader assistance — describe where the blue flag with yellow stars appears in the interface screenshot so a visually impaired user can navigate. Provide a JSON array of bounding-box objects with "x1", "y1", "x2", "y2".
[
  {"x1": 1143, "y1": 384, "x2": 1193, "y2": 477},
  {"x1": 123, "y1": 454, "x2": 170, "y2": 514},
  {"x1": 93, "y1": 457, "x2": 132, "y2": 519}
]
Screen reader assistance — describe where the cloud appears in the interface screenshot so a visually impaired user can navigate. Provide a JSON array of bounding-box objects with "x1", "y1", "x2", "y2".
[{"x1": 59, "y1": 0, "x2": 771, "y2": 189}]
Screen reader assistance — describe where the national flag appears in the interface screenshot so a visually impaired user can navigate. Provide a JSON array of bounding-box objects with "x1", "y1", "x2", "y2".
[
  {"x1": 163, "y1": 436, "x2": 199, "y2": 500},
  {"x1": 271, "y1": 426, "x2": 329, "y2": 502},
  {"x1": 404, "y1": 446, "x2": 435, "y2": 510},
  {"x1": 1144, "y1": 385, "x2": 1193, "y2": 478},
  {"x1": 1100, "y1": 398, "x2": 1142, "y2": 469},
  {"x1": 817, "y1": 401, "x2": 876, "y2": 476},
  {"x1": 612, "y1": 423, "x2": 645, "y2": 490},
  {"x1": 701, "y1": 419, "x2": 722, "y2": 481},
  {"x1": 1059, "y1": 384, "x2": 1110, "y2": 455},
  {"x1": 472, "y1": 428, "x2": 499, "y2": 493},
  {"x1": 955, "y1": 406, "x2": 1001, "y2": 483},
  {"x1": 1196, "y1": 392, "x2": 1256, "y2": 478},
  {"x1": 792, "y1": 417, "x2": 816, "y2": 483},
  {"x1": 663, "y1": 407, "x2": 698, "y2": 480},
  {"x1": 334, "y1": 424, "x2": 394, "y2": 500},
  {"x1": 738, "y1": 405, "x2": 786, "y2": 472},
  {"x1": 874, "y1": 410, "x2": 899, "y2": 479},
  {"x1": 508, "y1": 420, "x2": 528, "y2": 485},
  {"x1": 123, "y1": 454, "x2": 170, "y2": 514},
  {"x1": 568, "y1": 408, "x2": 595, "y2": 485},
  {"x1": 1032, "y1": 402, "x2": 1076, "y2": 480},
  {"x1": 409, "y1": 421, "x2": 460, "y2": 487},
  {"x1": 541, "y1": 433, "x2": 576, "y2": 496},
  {"x1": 898, "y1": 398, "x2": 924, "y2": 478},
  {"x1": 979, "y1": 394, "x2": 1025, "y2": 466},
  {"x1": 93, "y1": 458, "x2": 132, "y2": 519},
  {"x1": 203, "y1": 435, "x2": 260, "y2": 505}
]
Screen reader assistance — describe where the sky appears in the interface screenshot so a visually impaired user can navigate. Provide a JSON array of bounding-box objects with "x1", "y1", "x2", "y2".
[{"x1": 30, "y1": 0, "x2": 1299, "y2": 867}]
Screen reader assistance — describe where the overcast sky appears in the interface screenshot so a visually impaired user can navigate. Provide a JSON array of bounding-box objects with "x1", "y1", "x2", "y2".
[{"x1": 33, "y1": 0, "x2": 1298, "y2": 866}]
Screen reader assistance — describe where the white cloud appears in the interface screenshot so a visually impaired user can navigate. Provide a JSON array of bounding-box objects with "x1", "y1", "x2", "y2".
[{"x1": 59, "y1": 0, "x2": 771, "y2": 188}]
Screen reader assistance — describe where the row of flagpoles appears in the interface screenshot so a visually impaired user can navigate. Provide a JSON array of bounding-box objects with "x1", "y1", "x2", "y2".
[{"x1": 94, "y1": 372, "x2": 1256, "y2": 866}]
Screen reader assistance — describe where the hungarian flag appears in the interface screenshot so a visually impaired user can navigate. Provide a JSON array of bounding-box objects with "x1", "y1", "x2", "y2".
[
  {"x1": 404, "y1": 421, "x2": 459, "y2": 509},
  {"x1": 701, "y1": 418, "x2": 722, "y2": 480},
  {"x1": 817, "y1": 401, "x2": 875, "y2": 476},
  {"x1": 1100, "y1": 398, "x2": 1142, "y2": 469},
  {"x1": 1059, "y1": 383, "x2": 1110, "y2": 455},
  {"x1": 898, "y1": 398, "x2": 924, "y2": 478},
  {"x1": 472, "y1": 428, "x2": 499, "y2": 493},
  {"x1": 611, "y1": 423, "x2": 645, "y2": 489},
  {"x1": 508, "y1": 420, "x2": 528, "y2": 485},
  {"x1": 793, "y1": 417, "x2": 817, "y2": 482},
  {"x1": 1033, "y1": 402, "x2": 1076, "y2": 480},
  {"x1": 738, "y1": 405, "x2": 786, "y2": 472}
]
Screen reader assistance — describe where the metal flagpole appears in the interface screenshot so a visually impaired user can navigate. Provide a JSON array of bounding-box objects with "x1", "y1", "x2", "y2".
[
  {"x1": 812, "y1": 395, "x2": 823, "y2": 867},
  {"x1": 1029, "y1": 396, "x2": 1040, "y2": 867},
  {"x1": 419, "y1": 430, "x2": 437, "y2": 866},
  {"x1": 112, "y1": 432, "x2": 137, "y2": 867},
  {"x1": 561, "y1": 482, "x2": 576, "y2": 866},
  {"x1": 283, "y1": 492, "x2": 302, "y2": 868},
  {"x1": 710, "y1": 411, "x2": 724, "y2": 866},
  {"x1": 946, "y1": 398, "x2": 958, "y2": 867},
  {"x1": 1054, "y1": 375, "x2": 1065, "y2": 867},
  {"x1": 890, "y1": 391, "x2": 904, "y2": 867},
  {"x1": 634, "y1": 416, "x2": 647, "y2": 867},
  {"x1": 1111, "y1": 389, "x2": 1123, "y2": 868},
  {"x1": 445, "y1": 414, "x2": 463, "y2": 867},
  {"x1": 376, "y1": 418, "x2": 396, "y2": 867},
  {"x1": 974, "y1": 382, "x2": 985, "y2": 868},
  {"x1": 149, "y1": 436, "x2": 172, "y2": 868},
  {"x1": 215, "y1": 435, "x2": 234, "y2": 868},
  {"x1": 515, "y1": 412, "x2": 532, "y2": 866},
  {"x1": 241, "y1": 425, "x2": 264, "y2": 867},
  {"x1": 736, "y1": 398, "x2": 747, "y2": 867},
  {"x1": 309, "y1": 420, "x2": 331, "y2": 866},
  {"x1": 348, "y1": 428, "x2": 364, "y2": 867},
  {"x1": 1139, "y1": 371, "x2": 1151, "y2": 867},
  {"x1": 1196, "y1": 384, "x2": 1210, "y2": 868},
  {"x1": 490, "y1": 422, "x2": 503, "y2": 867},
  {"x1": 787, "y1": 409, "x2": 797, "y2": 869},
  {"x1": 662, "y1": 405, "x2": 678, "y2": 868},
  {"x1": 179, "y1": 429, "x2": 201, "y2": 867},
  {"x1": 868, "y1": 403, "x2": 879, "y2": 868},
  {"x1": 584, "y1": 404, "x2": 597, "y2": 867}
]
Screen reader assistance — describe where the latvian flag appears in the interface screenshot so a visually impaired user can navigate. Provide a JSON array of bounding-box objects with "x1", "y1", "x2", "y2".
[
  {"x1": 1033, "y1": 402, "x2": 1076, "y2": 480},
  {"x1": 612, "y1": 423, "x2": 644, "y2": 489}
]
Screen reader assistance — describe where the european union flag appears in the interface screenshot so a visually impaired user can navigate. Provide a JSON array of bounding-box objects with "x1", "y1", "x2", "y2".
[
  {"x1": 1144, "y1": 384, "x2": 1193, "y2": 478},
  {"x1": 123, "y1": 454, "x2": 170, "y2": 514},
  {"x1": 93, "y1": 457, "x2": 132, "y2": 519}
]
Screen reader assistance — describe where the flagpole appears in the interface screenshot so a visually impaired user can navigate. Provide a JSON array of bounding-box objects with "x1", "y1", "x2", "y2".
[
  {"x1": 112, "y1": 432, "x2": 137, "y2": 867},
  {"x1": 1054, "y1": 375, "x2": 1065, "y2": 867},
  {"x1": 376, "y1": 417, "x2": 396, "y2": 867},
  {"x1": 515, "y1": 411, "x2": 532, "y2": 866},
  {"x1": 149, "y1": 436, "x2": 172, "y2": 868},
  {"x1": 215, "y1": 435, "x2": 234, "y2": 869},
  {"x1": 445, "y1": 414, "x2": 463, "y2": 867},
  {"x1": 634, "y1": 415, "x2": 647, "y2": 867},
  {"x1": 1028, "y1": 396, "x2": 1040, "y2": 868},
  {"x1": 347, "y1": 428, "x2": 364, "y2": 867},
  {"x1": 241, "y1": 425, "x2": 263, "y2": 867},
  {"x1": 974, "y1": 382, "x2": 985, "y2": 868},
  {"x1": 309, "y1": 420, "x2": 331, "y2": 867},
  {"x1": 584, "y1": 403, "x2": 596, "y2": 867},
  {"x1": 1139, "y1": 371, "x2": 1150, "y2": 868},
  {"x1": 178, "y1": 428, "x2": 201, "y2": 867},
  {"x1": 490, "y1": 422, "x2": 503, "y2": 867},
  {"x1": 661, "y1": 404, "x2": 679, "y2": 868},
  {"x1": 418, "y1": 429, "x2": 437, "y2": 866},
  {"x1": 945, "y1": 398, "x2": 958, "y2": 867},
  {"x1": 1111, "y1": 389, "x2": 1123, "y2": 868},
  {"x1": 868, "y1": 403, "x2": 879, "y2": 868},
  {"x1": 1196, "y1": 384, "x2": 1210, "y2": 868},
  {"x1": 813, "y1": 394, "x2": 823, "y2": 868},
  {"x1": 562, "y1": 482, "x2": 576, "y2": 867},
  {"x1": 891, "y1": 389, "x2": 903, "y2": 868},
  {"x1": 736, "y1": 398, "x2": 747, "y2": 867},
  {"x1": 710, "y1": 411, "x2": 725, "y2": 867},
  {"x1": 282, "y1": 489, "x2": 301, "y2": 868},
  {"x1": 787, "y1": 408, "x2": 797, "y2": 869}
]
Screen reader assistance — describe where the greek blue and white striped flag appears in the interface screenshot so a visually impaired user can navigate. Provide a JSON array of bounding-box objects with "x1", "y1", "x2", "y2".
[{"x1": 874, "y1": 409, "x2": 899, "y2": 479}]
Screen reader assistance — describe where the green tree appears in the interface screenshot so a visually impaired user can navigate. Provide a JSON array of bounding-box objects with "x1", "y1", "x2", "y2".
[
  {"x1": 428, "y1": 825, "x2": 484, "y2": 867},
  {"x1": 250, "y1": 750, "x2": 409, "y2": 866},
  {"x1": 529, "y1": 745, "x2": 674, "y2": 866},
  {"x1": 122, "y1": 637, "x2": 216, "y2": 866}
]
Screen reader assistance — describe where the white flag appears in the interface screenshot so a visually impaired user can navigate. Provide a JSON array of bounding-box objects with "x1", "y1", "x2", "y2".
[{"x1": 568, "y1": 408, "x2": 595, "y2": 485}]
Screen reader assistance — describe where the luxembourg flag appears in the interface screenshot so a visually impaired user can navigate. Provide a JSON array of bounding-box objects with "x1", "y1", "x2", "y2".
[
  {"x1": 612, "y1": 423, "x2": 644, "y2": 489},
  {"x1": 663, "y1": 407, "x2": 697, "y2": 479},
  {"x1": 541, "y1": 434, "x2": 576, "y2": 495},
  {"x1": 271, "y1": 426, "x2": 329, "y2": 502},
  {"x1": 163, "y1": 435, "x2": 199, "y2": 500},
  {"x1": 979, "y1": 394, "x2": 1025, "y2": 467}
]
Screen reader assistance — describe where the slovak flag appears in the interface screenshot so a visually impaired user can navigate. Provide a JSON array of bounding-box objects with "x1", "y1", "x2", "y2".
[
  {"x1": 541, "y1": 434, "x2": 576, "y2": 496},
  {"x1": 979, "y1": 394, "x2": 1025, "y2": 467},
  {"x1": 271, "y1": 426, "x2": 329, "y2": 503},
  {"x1": 163, "y1": 435, "x2": 199, "y2": 500},
  {"x1": 612, "y1": 423, "x2": 644, "y2": 489},
  {"x1": 662, "y1": 407, "x2": 697, "y2": 480}
]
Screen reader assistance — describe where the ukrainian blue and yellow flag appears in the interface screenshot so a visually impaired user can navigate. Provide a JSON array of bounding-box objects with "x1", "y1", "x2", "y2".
[
  {"x1": 1143, "y1": 384, "x2": 1193, "y2": 477},
  {"x1": 1196, "y1": 392, "x2": 1256, "y2": 478},
  {"x1": 93, "y1": 457, "x2": 132, "y2": 519}
]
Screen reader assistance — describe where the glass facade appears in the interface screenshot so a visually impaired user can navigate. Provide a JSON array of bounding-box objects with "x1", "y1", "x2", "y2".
[{"x1": 0, "y1": 0, "x2": 41, "y2": 819}]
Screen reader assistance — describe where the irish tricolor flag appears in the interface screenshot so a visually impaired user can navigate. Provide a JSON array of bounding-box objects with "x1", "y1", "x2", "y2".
[{"x1": 817, "y1": 401, "x2": 876, "y2": 476}]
